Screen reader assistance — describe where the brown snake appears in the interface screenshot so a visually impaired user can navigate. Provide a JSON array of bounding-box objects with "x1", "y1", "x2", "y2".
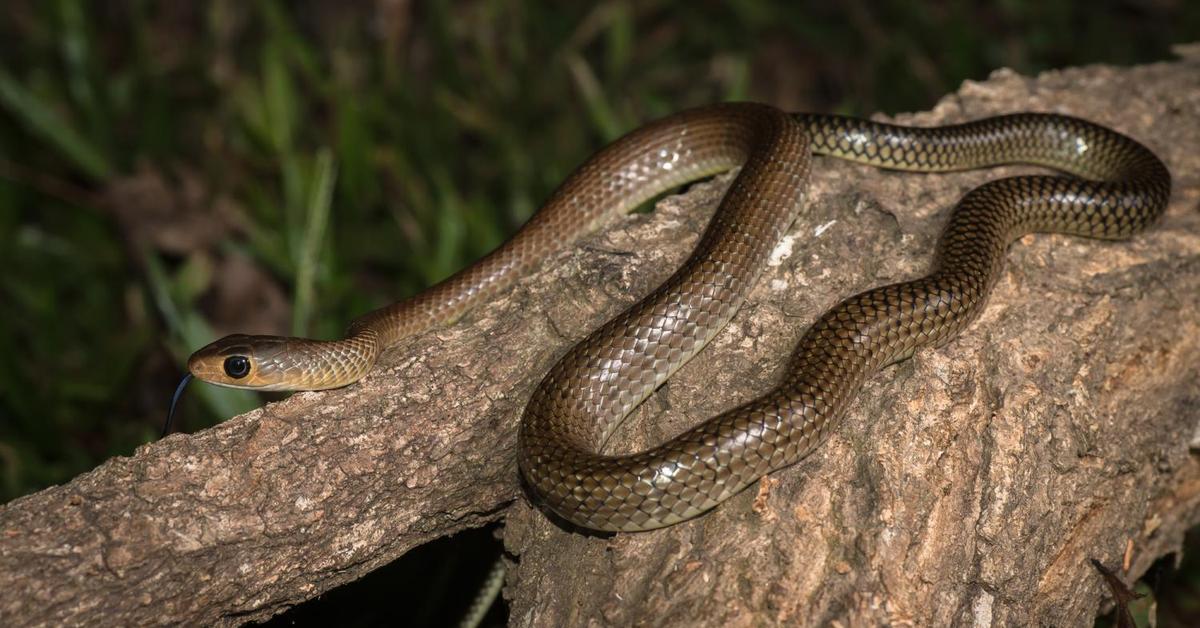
[{"x1": 182, "y1": 103, "x2": 1170, "y2": 532}]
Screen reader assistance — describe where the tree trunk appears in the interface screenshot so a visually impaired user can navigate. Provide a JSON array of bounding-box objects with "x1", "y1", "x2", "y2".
[{"x1": 3, "y1": 47, "x2": 1199, "y2": 627}]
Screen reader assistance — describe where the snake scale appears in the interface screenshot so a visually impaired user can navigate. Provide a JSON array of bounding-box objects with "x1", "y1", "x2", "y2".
[{"x1": 183, "y1": 103, "x2": 1170, "y2": 532}]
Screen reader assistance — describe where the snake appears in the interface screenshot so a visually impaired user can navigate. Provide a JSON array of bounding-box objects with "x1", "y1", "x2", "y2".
[{"x1": 178, "y1": 103, "x2": 1170, "y2": 532}]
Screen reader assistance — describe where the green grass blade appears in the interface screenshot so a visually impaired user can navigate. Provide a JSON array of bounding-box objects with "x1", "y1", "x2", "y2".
[
  {"x1": 292, "y1": 149, "x2": 337, "y2": 336},
  {"x1": 565, "y1": 53, "x2": 621, "y2": 141},
  {"x1": 0, "y1": 67, "x2": 111, "y2": 181},
  {"x1": 56, "y1": 0, "x2": 109, "y2": 145}
]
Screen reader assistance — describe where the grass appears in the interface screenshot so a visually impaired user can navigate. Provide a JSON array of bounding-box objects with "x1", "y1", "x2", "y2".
[{"x1": 0, "y1": 1, "x2": 1197, "y2": 624}]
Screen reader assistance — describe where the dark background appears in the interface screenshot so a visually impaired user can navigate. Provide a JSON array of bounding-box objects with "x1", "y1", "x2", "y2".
[{"x1": 0, "y1": 1, "x2": 1197, "y2": 626}]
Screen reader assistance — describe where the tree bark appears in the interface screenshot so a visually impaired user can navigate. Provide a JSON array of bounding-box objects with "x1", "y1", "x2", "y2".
[{"x1": 3, "y1": 47, "x2": 1199, "y2": 627}]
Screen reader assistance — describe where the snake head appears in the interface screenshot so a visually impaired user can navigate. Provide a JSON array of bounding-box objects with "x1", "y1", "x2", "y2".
[
  {"x1": 162, "y1": 334, "x2": 296, "y2": 437},
  {"x1": 164, "y1": 332, "x2": 373, "y2": 436},
  {"x1": 187, "y1": 333, "x2": 378, "y2": 391},
  {"x1": 186, "y1": 334, "x2": 298, "y2": 391}
]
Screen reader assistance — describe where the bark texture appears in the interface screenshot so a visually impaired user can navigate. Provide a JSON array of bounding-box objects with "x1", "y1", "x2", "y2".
[{"x1": 3, "y1": 48, "x2": 1200, "y2": 627}]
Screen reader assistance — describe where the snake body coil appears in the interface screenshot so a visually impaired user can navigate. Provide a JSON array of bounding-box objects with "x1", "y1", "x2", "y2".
[{"x1": 186, "y1": 104, "x2": 1170, "y2": 532}]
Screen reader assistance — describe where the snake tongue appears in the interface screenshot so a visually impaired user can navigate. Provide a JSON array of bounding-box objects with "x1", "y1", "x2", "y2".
[{"x1": 161, "y1": 373, "x2": 193, "y2": 438}]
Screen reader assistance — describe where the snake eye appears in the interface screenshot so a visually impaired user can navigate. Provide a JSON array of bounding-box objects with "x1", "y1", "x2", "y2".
[{"x1": 223, "y1": 356, "x2": 251, "y2": 379}]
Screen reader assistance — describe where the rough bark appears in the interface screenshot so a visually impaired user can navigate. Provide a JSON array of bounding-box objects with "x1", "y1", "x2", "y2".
[{"x1": 2, "y1": 48, "x2": 1199, "y2": 627}]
